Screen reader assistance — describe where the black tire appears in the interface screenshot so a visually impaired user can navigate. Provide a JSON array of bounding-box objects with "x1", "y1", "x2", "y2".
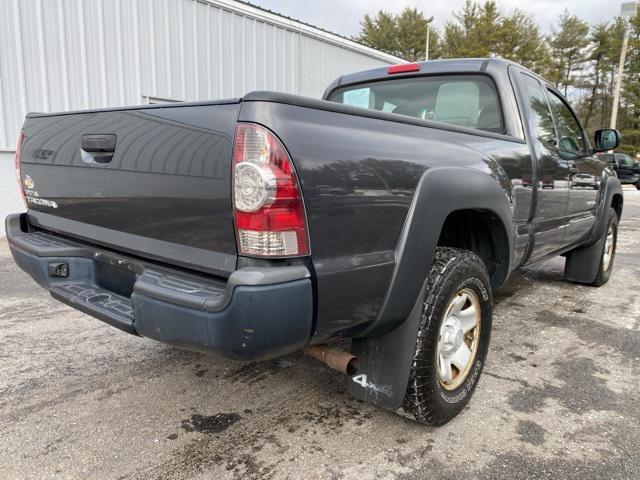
[
  {"x1": 590, "y1": 208, "x2": 618, "y2": 287},
  {"x1": 635, "y1": 182, "x2": 640, "y2": 191},
  {"x1": 402, "y1": 247, "x2": 492, "y2": 426}
]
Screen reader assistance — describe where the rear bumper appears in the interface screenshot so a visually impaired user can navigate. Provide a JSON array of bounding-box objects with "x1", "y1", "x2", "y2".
[{"x1": 6, "y1": 213, "x2": 313, "y2": 360}]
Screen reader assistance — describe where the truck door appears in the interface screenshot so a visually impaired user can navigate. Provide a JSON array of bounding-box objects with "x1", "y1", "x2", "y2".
[
  {"x1": 518, "y1": 73, "x2": 570, "y2": 261},
  {"x1": 545, "y1": 88, "x2": 599, "y2": 246}
]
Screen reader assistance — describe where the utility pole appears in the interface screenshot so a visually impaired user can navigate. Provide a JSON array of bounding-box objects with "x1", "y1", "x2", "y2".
[
  {"x1": 425, "y1": 24, "x2": 430, "y2": 61},
  {"x1": 611, "y1": 0, "x2": 638, "y2": 129}
]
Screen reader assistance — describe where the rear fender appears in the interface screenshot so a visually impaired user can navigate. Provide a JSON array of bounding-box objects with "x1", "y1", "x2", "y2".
[{"x1": 349, "y1": 167, "x2": 514, "y2": 410}]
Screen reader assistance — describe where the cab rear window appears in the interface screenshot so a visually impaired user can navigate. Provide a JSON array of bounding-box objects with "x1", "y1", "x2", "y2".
[{"x1": 328, "y1": 75, "x2": 504, "y2": 133}]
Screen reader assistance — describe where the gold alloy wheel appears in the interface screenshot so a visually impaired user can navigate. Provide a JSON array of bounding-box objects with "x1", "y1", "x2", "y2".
[
  {"x1": 602, "y1": 226, "x2": 614, "y2": 272},
  {"x1": 436, "y1": 288, "x2": 481, "y2": 391}
]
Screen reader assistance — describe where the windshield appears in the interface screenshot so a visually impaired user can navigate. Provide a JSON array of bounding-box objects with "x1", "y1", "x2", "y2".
[{"x1": 328, "y1": 75, "x2": 504, "y2": 133}]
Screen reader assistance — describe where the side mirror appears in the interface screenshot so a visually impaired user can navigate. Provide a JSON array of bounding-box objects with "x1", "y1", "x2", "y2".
[{"x1": 593, "y1": 129, "x2": 620, "y2": 152}]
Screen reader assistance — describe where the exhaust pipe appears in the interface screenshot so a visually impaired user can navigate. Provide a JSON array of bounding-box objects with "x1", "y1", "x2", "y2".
[{"x1": 302, "y1": 344, "x2": 358, "y2": 376}]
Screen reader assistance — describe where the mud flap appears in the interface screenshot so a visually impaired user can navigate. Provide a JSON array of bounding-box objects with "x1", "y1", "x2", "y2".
[
  {"x1": 348, "y1": 285, "x2": 425, "y2": 410},
  {"x1": 564, "y1": 231, "x2": 606, "y2": 283}
]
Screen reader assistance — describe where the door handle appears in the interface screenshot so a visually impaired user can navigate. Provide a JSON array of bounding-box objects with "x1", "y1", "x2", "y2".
[{"x1": 81, "y1": 134, "x2": 116, "y2": 164}]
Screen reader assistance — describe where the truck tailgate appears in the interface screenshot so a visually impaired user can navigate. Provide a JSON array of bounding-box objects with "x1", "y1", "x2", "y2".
[{"x1": 19, "y1": 101, "x2": 240, "y2": 277}]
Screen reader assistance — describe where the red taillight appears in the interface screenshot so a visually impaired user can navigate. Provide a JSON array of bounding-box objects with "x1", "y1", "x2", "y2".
[
  {"x1": 14, "y1": 132, "x2": 26, "y2": 207},
  {"x1": 232, "y1": 123, "x2": 309, "y2": 257},
  {"x1": 387, "y1": 63, "x2": 421, "y2": 74}
]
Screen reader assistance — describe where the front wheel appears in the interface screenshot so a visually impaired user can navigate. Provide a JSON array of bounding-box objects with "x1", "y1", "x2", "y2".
[
  {"x1": 402, "y1": 247, "x2": 492, "y2": 426},
  {"x1": 591, "y1": 208, "x2": 619, "y2": 287}
]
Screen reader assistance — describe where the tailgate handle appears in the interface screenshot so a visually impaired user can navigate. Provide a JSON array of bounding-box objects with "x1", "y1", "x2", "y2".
[{"x1": 81, "y1": 134, "x2": 116, "y2": 164}]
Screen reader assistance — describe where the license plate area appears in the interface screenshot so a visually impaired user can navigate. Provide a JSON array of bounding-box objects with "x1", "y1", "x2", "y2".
[{"x1": 94, "y1": 258, "x2": 137, "y2": 298}]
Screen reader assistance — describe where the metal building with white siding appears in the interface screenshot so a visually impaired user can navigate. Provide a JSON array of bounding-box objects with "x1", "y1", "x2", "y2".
[
  {"x1": 0, "y1": 0, "x2": 402, "y2": 220},
  {"x1": 0, "y1": 0, "x2": 401, "y2": 155}
]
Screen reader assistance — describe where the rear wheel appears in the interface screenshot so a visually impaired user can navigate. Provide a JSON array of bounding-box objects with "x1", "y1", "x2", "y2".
[{"x1": 402, "y1": 247, "x2": 492, "y2": 426}]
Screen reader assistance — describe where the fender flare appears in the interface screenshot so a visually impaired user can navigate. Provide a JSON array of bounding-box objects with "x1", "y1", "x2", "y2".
[
  {"x1": 363, "y1": 166, "x2": 514, "y2": 337},
  {"x1": 349, "y1": 167, "x2": 514, "y2": 410},
  {"x1": 589, "y1": 174, "x2": 623, "y2": 245}
]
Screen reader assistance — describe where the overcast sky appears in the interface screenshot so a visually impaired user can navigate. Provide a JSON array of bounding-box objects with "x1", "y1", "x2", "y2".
[{"x1": 250, "y1": 0, "x2": 622, "y2": 37}]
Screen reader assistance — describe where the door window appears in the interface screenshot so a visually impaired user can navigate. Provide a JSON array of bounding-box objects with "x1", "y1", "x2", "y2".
[
  {"x1": 520, "y1": 74, "x2": 556, "y2": 146},
  {"x1": 546, "y1": 90, "x2": 586, "y2": 153}
]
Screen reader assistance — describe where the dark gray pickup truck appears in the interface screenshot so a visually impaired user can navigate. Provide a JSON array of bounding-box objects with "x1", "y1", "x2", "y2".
[{"x1": 6, "y1": 58, "x2": 623, "y2": 425}]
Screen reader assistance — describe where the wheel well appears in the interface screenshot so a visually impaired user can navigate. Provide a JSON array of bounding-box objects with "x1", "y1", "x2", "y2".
[
  {"x1": 437, "y1": 210, "x2": 509, "y2": 289},
  {"x1": 611, "y1": 193, "x2": 623, "y2": 219}
]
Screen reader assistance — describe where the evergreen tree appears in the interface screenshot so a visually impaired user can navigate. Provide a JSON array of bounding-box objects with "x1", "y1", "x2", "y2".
[
  {"x1": 578, "y1": 22, "x2": 620, "y2": 130},
  {"x1": 396, "y1": 8, "x2": 437, "y2": 61},
  {"x1": 496, "y1": 10, "x2": 549, "y2": 72},
  {"x1": 547, "y1": 12, "x2": 590, "y2": 96},
  {"x1": 439, "y1": 0, "x2": 548, "y2": 70},
  {"x1": 441, "y1": 0, "x2": 488, "y2": 58},
  {"x1": 356, "y1": 8, "x2": 437, "y2": 61},
  {"x1": 357, "y1": 11, "x2": 397, "y2": 55}
]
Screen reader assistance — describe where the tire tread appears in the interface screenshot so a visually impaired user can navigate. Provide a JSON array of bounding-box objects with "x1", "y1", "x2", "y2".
[{"x1": 401, "y1": 247, "x2": 491, "y2": 426}]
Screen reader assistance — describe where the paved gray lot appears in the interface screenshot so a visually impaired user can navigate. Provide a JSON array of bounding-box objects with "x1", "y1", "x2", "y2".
[{"x1": 1, "y1": 190, "x2": 639, "y2": 480}]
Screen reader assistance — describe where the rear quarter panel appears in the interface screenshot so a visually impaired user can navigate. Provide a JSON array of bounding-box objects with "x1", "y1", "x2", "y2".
[{"x1": 240, "y1": 100, "x2": 529, "y2": 339}]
